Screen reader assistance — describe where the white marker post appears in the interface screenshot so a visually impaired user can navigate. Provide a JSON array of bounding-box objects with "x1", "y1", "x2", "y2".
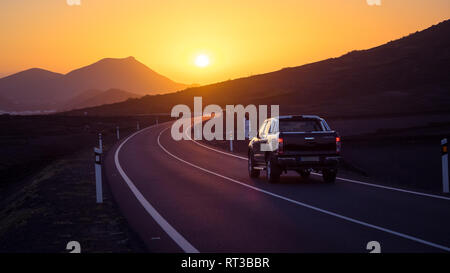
[
  {"x1": 137, "y1": 121, "x2": 140, "y2": 131},
  {"x1": 243, "y1": 118, "x2": 246, "y2": 139},
  {"x1": 156, "y1": 118, "x2": 159, "y2": 126},
  {"x1": 244, "y1": 118, "x2": 250, "y2": 140},
  {"x1": 116, "y1": 126, "x2": 120, "y2": 140},
  {"x1": 94, "y1": 146, "x2": 103, "y2": 203},
  {"x1": 98, "y1": 133, "x2": 103, "y2": 151},
  {"x1": 229, "y1": 131, "x2": 233, "y2": 152},
  {"x1": 442, "y1": 138, "x2": 449, "y2": 193}
]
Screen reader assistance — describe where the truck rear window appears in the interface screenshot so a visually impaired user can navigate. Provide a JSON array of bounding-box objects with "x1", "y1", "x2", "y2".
[{"x1": 279, "y1": 120, "x2": 323, "y2": 132}]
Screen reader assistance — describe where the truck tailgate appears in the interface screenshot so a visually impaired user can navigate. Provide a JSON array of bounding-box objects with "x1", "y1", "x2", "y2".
[{"x1": 281, "y1": 132, "x2": 337, "y2": 155}]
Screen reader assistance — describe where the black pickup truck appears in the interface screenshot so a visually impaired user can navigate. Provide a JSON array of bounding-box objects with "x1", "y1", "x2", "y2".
[{"x1": 248, "y1": 115, "x2": 341, "y2": 183}]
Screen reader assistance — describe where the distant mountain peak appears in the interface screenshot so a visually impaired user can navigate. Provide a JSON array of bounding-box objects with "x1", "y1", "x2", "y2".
[
  {"x1": 94, "y1": 56, "x2": 137, "y2": 64},
  {"x1": 4, "y1": 67, "x2": 63, "y2": 79},
  {"x1": 24, "y1": 67, "x2": 51, "y2": 73},
  {"x1": 72, "y1": 56, "x2": 149, "y2": 71},
  {"x1": 63, "y1": 56, "x2": 186, "y2": 95}
]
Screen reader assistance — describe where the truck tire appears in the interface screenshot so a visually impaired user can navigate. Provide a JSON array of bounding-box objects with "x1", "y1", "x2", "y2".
[
  {"x1": 248, "y1": 152, "x2": 260, "y2": 178},
  {"x1": 266, "y1": 157, "x2": 280, "y2": 183},
  {"x1": 322, "y1": 169, "x2": 337, "y2": 183}
]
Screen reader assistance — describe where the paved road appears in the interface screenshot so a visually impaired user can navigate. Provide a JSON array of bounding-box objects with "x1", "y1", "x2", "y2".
[{"x1": 104, "y1": 122, "x2": 450, "y2": 253}]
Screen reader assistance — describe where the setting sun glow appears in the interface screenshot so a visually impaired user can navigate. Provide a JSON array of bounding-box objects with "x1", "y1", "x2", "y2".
[
  {"x1": 195, "y1": 54, "x2": 210, "y2": 68},
  {"x1": 0, "y1": 1, "x2": 449, "y2": 84}
]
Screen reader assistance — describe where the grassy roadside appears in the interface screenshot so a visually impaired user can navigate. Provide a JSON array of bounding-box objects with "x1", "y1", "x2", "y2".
[
  {"x1": 0, "y1": 146, "x2": 146, "y2": 253},
  {"x1": 0, "y1": 115, "x2": 172, "y2": 253}
]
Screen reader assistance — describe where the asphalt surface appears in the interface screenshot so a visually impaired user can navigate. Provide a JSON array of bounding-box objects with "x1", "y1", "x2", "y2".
[{"x1": 104, "y1": 122, "x2": 450, "y2": 253}]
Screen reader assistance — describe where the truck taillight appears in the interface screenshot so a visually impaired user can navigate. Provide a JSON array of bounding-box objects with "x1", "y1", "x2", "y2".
[
  {"x1": 278, "y1": 138, "x2": 284, "y2": 154},
  {"x1": 336, "y1": 137, "x2": 341, "y2": 154}
]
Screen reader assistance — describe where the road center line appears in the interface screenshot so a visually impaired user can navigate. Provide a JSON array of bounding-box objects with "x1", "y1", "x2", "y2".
[{"x1": 160, "y1": 127, "x2": 450, "y2": 252}]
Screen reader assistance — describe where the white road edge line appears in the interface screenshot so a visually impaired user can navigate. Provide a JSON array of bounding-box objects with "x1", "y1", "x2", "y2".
[
  {"x1": 162, "y1": 127, "x2": 450, "y2": 252},
  {"x1": 114, "y1": 124, "x2": 199, "y2": 253},
  {"x1": 184, "y1": 124, "x2": 450, "y2": 201}
]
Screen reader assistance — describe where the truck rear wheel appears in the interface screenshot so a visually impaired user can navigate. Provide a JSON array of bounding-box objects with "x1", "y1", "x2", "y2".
[
  {"x1": 322, "y1": 169, "x2": 337, "y2": 183},
  {"x1": 248, "y1": 152, "x2": 260, "y2": 178},
  {"x1": 266, "y1": 157, "x2": 280, "y2": 183}
]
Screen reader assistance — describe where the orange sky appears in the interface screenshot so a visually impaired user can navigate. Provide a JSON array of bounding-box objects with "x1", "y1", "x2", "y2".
[{"x1": 0, "y1": 0, "x2": 449, "y2": 85}]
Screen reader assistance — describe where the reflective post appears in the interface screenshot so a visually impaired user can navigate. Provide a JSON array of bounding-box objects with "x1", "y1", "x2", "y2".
[
  {"x1": 94, "y1": 147, "x2": 103, "y2": 203},
  {"x1": 442, "y1": 138, "x2": 449, "y2": 193}
]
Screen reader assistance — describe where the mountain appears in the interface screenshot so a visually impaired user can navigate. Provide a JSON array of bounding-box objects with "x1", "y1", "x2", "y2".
[
  {"x1": 66, "y1": 19, "x2": 450, "y2": 118},
  {"x1": 62, "y1": 88, "x2": 141, "y2": 111},
  {"x1": 0, "y1": 94, "x2": 14, "y2": 111},
  {"x1": 0, "y1": 57, "x2": 187, "y2": 112},
  {"x1": 62, "y1": 57, "x2": 186, "y2": 96},
  {"x1": 0, "y1": 68, "x2": 64, "y2": 110},
  {"x1": 62, "y1": 89, "x2": 104, "y2": 110}
]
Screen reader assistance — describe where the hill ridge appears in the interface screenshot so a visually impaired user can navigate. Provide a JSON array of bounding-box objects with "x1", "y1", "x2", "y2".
[{"x1": 66, "y1": 19, "x2": 450, "y2": 118}]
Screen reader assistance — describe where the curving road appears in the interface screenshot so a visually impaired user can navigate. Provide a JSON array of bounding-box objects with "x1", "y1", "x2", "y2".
[{"x1": 104, "y1": 122, "x2": 450, "y2": 253}]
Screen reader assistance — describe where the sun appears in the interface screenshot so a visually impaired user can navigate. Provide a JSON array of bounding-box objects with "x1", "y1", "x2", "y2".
[{"x1": 195, "y1": 54, "x2": 210, "y2": 68}]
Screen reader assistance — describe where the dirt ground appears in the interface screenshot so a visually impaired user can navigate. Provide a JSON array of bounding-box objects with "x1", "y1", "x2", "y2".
[
  {"x1": 0, "y1": 114, "x2": 171, "y2": 253},
  {"x1": 0, "y1": 147, "x2": 147, "y2": 252}
]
